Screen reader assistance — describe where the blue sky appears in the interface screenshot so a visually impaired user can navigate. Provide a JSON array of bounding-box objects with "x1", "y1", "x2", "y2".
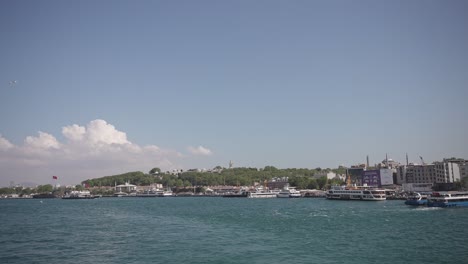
[{"x1": 1, "y1": 0, "x2": 467, "y2": 186}]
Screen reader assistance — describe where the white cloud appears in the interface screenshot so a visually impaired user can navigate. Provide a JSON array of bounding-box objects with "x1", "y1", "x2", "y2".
[
  {"x1": 0, "y1": 135, "x2": 14, "y2": 150},
  {"x1": 24, "y1": 131, "x2": 61, "y2": 149},
  {"x1": 0, "y1": 119, "x2": 186, "y2": 186},
  {"x1": 85, "y1": 119, "x2": 129, "y2": 145},
  {"x1": 187, "y1": 145, "x2": 213, "y2": 156},
  {"x1": 62, "y1": 124, "x2": 85, "y2": 141}
]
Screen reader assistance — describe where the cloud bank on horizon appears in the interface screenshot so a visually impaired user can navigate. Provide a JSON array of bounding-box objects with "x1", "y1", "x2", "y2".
[{"x1": 0, "y1": 119, "x2": 213, "y2": 186}]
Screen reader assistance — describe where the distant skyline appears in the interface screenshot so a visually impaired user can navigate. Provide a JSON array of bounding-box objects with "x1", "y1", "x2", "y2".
[{"x1": 1, "y1": 0, "x2": 467, "y2": 186}]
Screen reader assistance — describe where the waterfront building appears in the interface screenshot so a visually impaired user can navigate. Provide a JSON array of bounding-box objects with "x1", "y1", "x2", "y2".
[
  {"x1": 346, "y1": 167, "x2": 365, "y2": 186},
  {"x1": 433, "y1": 158, "x2": 467, "y2": 183},
  {"x1": 461, "y1": 163, "x2": 468, "y2": 178},
  {"x1": 397, "y1": 164, "x2": 435, "y2": 185},
  {"x1": 402, "y1": 183, "x2": 433, "y2": 192},
  {"x1": 267, "y1": 177, "x2": 289, "y2": 190},
  {"x1": 397, "y1": 158, "x2": 467, "y2": 188},
  {"x1": 115, "y1": 182, "x2": 137, "y2": 193}
]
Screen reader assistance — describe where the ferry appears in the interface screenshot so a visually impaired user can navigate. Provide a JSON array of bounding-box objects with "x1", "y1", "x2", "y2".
[
  {"x1": 404, "y1": 192, "x2": 428, "y2": 206},
  {"x1": 247, "y1": 191, "x2": 278, "y2": 198},
  {"x1": 247, "y1": 187, "x2": 279, "y2": 198},
  {"x1": 326, "y1": 185, "x2": 386, "y2": 201},
  {"x1": 277, "y1": 186, "x2": 301, "y2": 198},
  {"x1": 427, "y1": 192, "x2": 468, "y2": 208},
  {"x1": 136, "y1": 190, "x2": 159, "y2": 197},
  {"x1": 62, "y1": 190, "x2": 96, "y2": 199}
]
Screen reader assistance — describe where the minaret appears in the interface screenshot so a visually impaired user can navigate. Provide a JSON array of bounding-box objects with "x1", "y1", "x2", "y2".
[
  {"x1": 366, "y1": 155, "x2": 369, "y2": 168},
  {"x1": 229, "y1": 160, "x2": 233, "y2": 169},
  {"x1": 406, "y1": 153, "x2": 409, "y2": 166}
]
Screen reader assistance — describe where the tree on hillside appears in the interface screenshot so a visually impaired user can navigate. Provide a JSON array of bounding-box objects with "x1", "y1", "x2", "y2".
[
  {"x1": 37, "y1": 184, "x2": 53, "y2": 193},
  {"x1": 264, "y1": 166, "x2": 278, "y2": 171},
  {"x1": 149, "y1": 167, "x2": 161, "y2": 174}
]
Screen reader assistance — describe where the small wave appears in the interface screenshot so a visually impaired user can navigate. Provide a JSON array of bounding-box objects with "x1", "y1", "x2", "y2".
[{"x1": 309, "y1": 212, "x2": 329, "y2": 217}]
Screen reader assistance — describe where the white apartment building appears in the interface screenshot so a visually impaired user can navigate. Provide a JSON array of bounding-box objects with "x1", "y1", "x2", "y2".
[{"x1": 434, "y1": 159, "x2": 462, "y2": 183}]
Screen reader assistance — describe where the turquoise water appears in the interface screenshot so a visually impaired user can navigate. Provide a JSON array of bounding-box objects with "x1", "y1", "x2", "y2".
[{"x1": 1, "y1": 198, "x2": 467, "y2": 264}]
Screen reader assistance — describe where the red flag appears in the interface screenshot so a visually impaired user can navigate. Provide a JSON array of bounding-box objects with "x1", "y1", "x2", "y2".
[{"x1": 52, "y1": 176, "x2": 58, "y2": 180}]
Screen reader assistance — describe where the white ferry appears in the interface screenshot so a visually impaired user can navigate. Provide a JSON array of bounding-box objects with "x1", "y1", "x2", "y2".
[
  {"x1": 427, "y1": 192, "x2": 468, "y2": 208},
  {"x1": 326, "y1": 185, "x2": 386, "y2": 201},
  {"x1": 247, "y1": 187, "x2": 279, "y2": 198},
  {"x1": 277, "y1": 186, "x2": 301, "y2": 198},
  {"x1": 62, "y1": 190, "x2": 96, "y2": 199}
]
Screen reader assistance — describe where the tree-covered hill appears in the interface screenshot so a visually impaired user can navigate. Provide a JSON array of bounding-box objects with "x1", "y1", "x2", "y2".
[{"x1": 81, "y1": 166, "x2": 345, "y2": 190}]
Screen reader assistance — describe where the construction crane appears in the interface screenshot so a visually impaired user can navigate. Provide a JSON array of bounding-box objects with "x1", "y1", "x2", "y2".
[{"x1": 419, "y1": 156, "x2": 426, "y2": 165}]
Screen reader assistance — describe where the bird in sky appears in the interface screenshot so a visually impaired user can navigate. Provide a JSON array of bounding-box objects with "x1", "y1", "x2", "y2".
[{"x1": 9, "y1": 80, "x2": 17, "y2": 86}]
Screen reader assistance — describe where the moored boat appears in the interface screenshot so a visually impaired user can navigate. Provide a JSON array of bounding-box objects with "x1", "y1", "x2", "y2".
[
  {"x1": 223, "y1": 190, "x2": 248, "y2": 198},
  {"x1": 32, "y1": 193, "x2": 56, "y2": 199},
  {"x1": 136, "y1": 190, "x2": 159, "y2": 197},
  {"x1": 277, "y1": 186, "x2": 301, "y2": 198},
  {"x1": 427, "y1": 192, "x2": 468, "y2": 208},
  {"x1": 326, "y1": 185, "x2": 386, "y2": 201},
  {"x1": 114, "y1": 191, "x2": 129, "y2": 197},
  {"x1": 62, "y1": 190, "x2": 96, "y2": 199},
  {"x1": 247, "y1": 187, "x2": 278, "y2": 198},
  {"x1": 157, "y1": 188, "x2": 174, "y2": 197}
]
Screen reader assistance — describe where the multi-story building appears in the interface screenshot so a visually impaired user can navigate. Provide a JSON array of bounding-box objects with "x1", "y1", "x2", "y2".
[
  {"x1": 433, "y1": 158, "x2": 465, "y2": 183},
  {"x1": 397, "y1": 164, "x2": 435, "y2": 184},
  {"x1": 398, "y1": 158, "x2": 467, "y2": 185},
  {"x1": 460, "y1": 163, "x2": 468, "y2": 179}
]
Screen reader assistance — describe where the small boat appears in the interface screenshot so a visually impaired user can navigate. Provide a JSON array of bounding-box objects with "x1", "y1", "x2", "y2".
[
  {"x1": 277, "y1": 186, "x2": 301, "y2": 198},
  {"x1": 62, "y1": 190, "x2": 96, "y2": 199},
  {"x1": 157, "y1": 188, "x2": 173, "y2": 197},
  {"x1": 114, "y1": 191, "x2": 129, "y2": 197},
  {"x1": 404, "y1": 192, "x2": 428, "y2": 206},
  {"x1": 427, "y1": 192, "x2": 468, "y2": 208}
]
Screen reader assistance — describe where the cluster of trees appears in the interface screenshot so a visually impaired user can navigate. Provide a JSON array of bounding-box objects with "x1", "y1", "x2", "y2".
[
  {"x1": 0, "y1": 184, "x2": 65, "y2": 196},
  {"x1": 81, "y1": 166, "x2": 346, "y2": 190}
]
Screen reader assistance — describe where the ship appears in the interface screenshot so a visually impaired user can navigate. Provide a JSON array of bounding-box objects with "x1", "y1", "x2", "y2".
[
  {"x1": 246, "y1": 186, "x2": 279, "y2": 198},
  {"x1": 276, "y1": 186, "x2": 301, "y2": 198},
  {"x1": 427, "y1": 192, "x2": 468, "y2": 208},
  {"x1": 326, "y1": 185, "x2": 386, "y2": 201},
  {"x1": 404, "y1": 192, "x2": 428, "y2": 206},
  {"x1": 62, "y1": 190, "x2": 96, "y2": 199}
]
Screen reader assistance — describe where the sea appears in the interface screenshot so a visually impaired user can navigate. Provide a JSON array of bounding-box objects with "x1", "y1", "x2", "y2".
[{"x1": 1, "y1": 197, "x2": 467, "y2": 264}]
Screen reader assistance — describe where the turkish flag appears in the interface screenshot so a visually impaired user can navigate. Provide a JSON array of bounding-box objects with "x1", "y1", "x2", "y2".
[{"x1": 52, "y1": 176, "x2": 58, "y2": 180}]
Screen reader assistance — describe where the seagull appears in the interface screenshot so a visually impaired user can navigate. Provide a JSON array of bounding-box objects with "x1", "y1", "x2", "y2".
[{"x1": 9, "y1": 80, "x2": 17, "y2": 86}]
